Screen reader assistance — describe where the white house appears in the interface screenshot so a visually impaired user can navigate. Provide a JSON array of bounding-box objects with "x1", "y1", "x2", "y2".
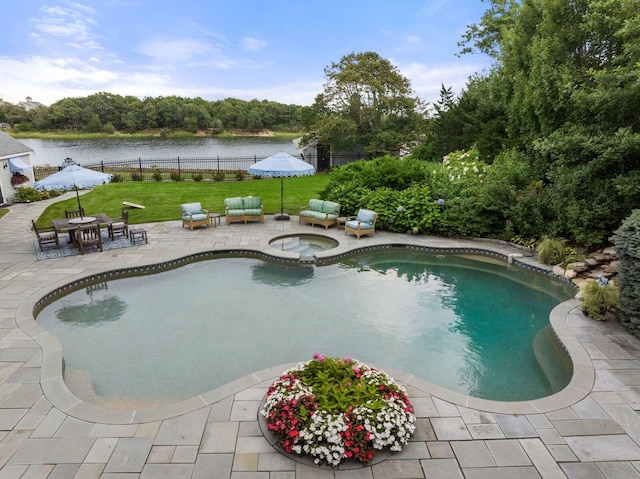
[{"x1": 0, "y1": 131, "x2": 35, "y2": 205}]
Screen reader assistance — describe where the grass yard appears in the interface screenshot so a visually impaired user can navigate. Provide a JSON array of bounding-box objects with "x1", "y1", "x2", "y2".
[{"x1": 35, "y1": 174, "x2": 332, "y2": 226}]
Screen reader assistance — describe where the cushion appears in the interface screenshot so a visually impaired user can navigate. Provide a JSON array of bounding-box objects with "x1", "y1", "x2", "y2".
[
  {"x1": 346, "y1": 220, "x2": 373, "y2": 230},
  {"x1": 322, "y1": 201, "x2": 340, "y2": 214},
  {"x1": 224, "y1": 197, "x2": 244, "y2": 210},
  {"x1": 310, "y1": 211, "x2": 328, "y2": 220},
  {"x1": 309, "y1": 199, "x2": 325, "y2": 211},
  {"x1": 300, "y1": 210, "x2": 314, "y2": 218},
  {"x1": 356, "y1": 209, "x2": 376, "y2": 223},
  {"x1": 110, "y1": 221, "x2": 125, "y2": 228},
  {"x1": 243, "y1": 196, "x2": 261, "y2": 209},
  {"x1": 243, "y1": 208, "x2": 262, "y2": 216},
  {"x1": 181, "y1": 202, "x2": 202, "y2": 215},
  {"x1": 184, "y1": 213, "x2": 209, "y2": 222},
  {"x1": 227, "y1": 210, "x2": 246, "y2": 217}
]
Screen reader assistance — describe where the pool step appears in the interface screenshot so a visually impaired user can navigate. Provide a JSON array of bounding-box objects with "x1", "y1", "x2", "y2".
[{"x1": 532, "y1": 326, "x2": 573, "y2": 393}]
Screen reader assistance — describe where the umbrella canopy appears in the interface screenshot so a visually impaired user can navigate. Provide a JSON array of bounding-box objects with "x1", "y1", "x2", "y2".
[
  {"x1": 248, "y1": 151, "x2": 315, "y2": 178},
  {"x1": 33, "y1": 164, "x2": 113, "y2": 191},
  {"x1": 248, "y1": 152, "x2": 315, "y2": 220}
]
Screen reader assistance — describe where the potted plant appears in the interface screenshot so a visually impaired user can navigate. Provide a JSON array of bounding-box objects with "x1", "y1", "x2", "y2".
[
  {"x1": 580, "y1": 276, "x2": 620, "y2": 320},
  {"x1": 261, "y1": 354, "x2": 415, "y2": 466}
]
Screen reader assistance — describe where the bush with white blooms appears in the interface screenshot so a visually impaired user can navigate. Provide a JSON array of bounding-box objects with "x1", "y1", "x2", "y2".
[{"x1": 261, "y1": 354, "x2": 416, "y2": 466}]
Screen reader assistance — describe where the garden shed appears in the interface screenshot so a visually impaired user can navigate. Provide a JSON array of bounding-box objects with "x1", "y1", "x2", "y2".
[
  {"x1": 0, "y1": 131, "x2": 35, "y2": 205},
  {"x1": 298, "y1": 140, "x2": 366, "y2": 171}
]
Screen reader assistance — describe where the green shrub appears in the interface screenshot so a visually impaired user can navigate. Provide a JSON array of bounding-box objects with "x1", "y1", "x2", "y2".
[
  {"x1": 153, "y1": 171, "x2": 163, "y2": 182},
  {"x1": 170, "y1": 172, "x2": 182, "y2": 182},
  {"x1": 131, "y1": 172, "x2": 142, "y2": 182},
  {"x1": 213, "y1": 171, "x2": 226, "y2": 182},
  {"x1": 611, "y1": 209, "x2": 640, "y2": 335},
  {"x1": 580, "y1": 279, "x2": 620, "y2": 321},
  {"x1": 536, "y1": 237, "x2": 566, "y2": 265},
  {"x1": 191, "y1": 173, "x2": 204, "y2": 182},
  {"x1": 322, "y1": 181, "x2": 372, "y2": 217},
  {"x1": 14, "y1": 187, "x2": 47, "y2": 202},
  {"x1": 234, "y1": 170, "x2": 246, "y2": 181},
  {"x1": 110, "y1": 174, "x2": 122, "y2": 183}
]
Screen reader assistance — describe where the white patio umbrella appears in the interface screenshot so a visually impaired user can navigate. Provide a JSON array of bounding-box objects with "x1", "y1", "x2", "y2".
[
  {"x1": 248, "y1": 151, "x2": 315, "y2": 221},
  {"x1": 33, "y1": 164, "x2": 113, "y2": 218}
]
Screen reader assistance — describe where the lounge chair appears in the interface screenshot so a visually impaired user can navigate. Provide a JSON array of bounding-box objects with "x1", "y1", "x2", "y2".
[
  {"x1": 32, "y1": 220, "x2": 60, "y2": 252},
  {"x1": 344, "y1": 209, "x2": 378, "y2": 239},
  {"x1": 108, "y1": 209, "x2": 129, "y2": 240},
  {"x1": 181, "y1": 202, "x2": 212, "y2": 230},
  {"x1": 76, "y1": 223, "x2": 103, "y2": 254}
]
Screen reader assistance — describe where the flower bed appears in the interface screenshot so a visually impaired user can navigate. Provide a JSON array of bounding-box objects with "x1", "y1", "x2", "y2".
[{"x1": 261, "y1": 354, "x2": 416, "y2": 466}]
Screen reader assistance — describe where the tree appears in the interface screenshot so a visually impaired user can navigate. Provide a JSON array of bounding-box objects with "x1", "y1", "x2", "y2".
[{"x1": 301, "y1": 52, "x2": 426, "y2": 158}]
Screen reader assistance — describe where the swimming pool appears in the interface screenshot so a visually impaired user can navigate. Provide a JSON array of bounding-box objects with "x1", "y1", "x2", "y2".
[{"x1": 35, "y1": 250, "x2": 575, "y2": 407}]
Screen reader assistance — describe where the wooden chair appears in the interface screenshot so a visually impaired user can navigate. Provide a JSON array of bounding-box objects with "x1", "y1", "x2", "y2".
[
  {"x1": 108, "y1": 209, "x2": 129, "y2": 240},
  {"x1": 344, "y1": 209, "x2": 378, "y2": 239},
  {"x1": 65, "y1": 208, "x2": 85, "y2": 218},
  {"x1": 76, "y1": 223, "x2": 103, "y2": 254},
  {"x1": 32, "y1": 220, "x2": 60, "y2": 252}
]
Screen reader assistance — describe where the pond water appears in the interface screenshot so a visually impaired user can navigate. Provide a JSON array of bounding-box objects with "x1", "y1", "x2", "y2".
[
  {"x1": 21, "y1": 137, "x2": 302, "y2": 167},
  {"x1": 36, "y1": 251, "x2": 575, "y2": 407}
]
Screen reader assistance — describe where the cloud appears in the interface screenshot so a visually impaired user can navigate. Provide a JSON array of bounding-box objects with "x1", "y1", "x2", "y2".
[
  {"x1": 31, "y1": 4, "x2": 97, "y2": 43},
  {"x1": 399, "y1": 60, "x2": 488, "y2": 104},
  {"x1": 239, "y1": 37, "x2": 266, "y2": 52}
]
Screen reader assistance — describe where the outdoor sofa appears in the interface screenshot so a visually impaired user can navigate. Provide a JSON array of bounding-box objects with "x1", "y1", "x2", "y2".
[
  {"x1": 299, "y1": 199, "x2": 341, "y2": 229},
  {"x1": 224, "y1": 196, "x2": 264, "y2": 224}
]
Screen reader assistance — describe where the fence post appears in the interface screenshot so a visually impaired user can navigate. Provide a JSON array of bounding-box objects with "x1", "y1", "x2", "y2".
[
  {"x1": 178, "y1": 156, "x2": 181, "y2": 177},
  {"x1": 138, "y1": 157, "x2": 142, "y2": 181},
  {"x1": 101, "y1": 160, "x2": 104, "y2": 172}
]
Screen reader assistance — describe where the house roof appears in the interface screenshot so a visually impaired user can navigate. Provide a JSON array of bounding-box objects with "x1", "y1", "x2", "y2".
[{"x1": 0, "y1": 131, "x2": 33, "y2": 159}]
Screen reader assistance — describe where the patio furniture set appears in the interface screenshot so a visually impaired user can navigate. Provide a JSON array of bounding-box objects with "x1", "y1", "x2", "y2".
[
  {"x1": 33, "y1": 208, "x2": 147, "y2": 255},
  {"x1": 180, "y1": 198, "x2": 378, "y2": 239}
]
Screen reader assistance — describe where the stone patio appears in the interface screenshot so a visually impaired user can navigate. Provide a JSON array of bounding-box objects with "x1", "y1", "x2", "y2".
[{"x1": 2, "y1": 193, "x2": 640, "y2": 478}]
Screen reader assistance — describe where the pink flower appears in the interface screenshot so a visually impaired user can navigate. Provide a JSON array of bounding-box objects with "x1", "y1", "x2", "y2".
[
  {"x1": 317, "y1": 355, "x2": 325, "y2": 362},
  {"x1": 313, "y1": 352, "x2": 320, "y2": 359}
]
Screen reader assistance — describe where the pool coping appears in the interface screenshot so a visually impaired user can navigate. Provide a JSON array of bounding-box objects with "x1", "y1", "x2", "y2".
[{"x1": 17, "y1": 239, "x2": 593, "y2": 425}]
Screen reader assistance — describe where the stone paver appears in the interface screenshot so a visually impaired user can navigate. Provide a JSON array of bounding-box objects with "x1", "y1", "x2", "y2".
[{"x1": 1, "y1": 195, "x2": 640, "y2": 477}]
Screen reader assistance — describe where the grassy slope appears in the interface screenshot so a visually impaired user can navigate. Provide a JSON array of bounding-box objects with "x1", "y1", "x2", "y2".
[{"x1": 35, "y1": 175, "x2": 331, "y2": 226}]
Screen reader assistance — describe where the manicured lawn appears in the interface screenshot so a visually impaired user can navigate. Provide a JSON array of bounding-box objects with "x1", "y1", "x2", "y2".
[{"x1": 35, "y1": 175, "x2": 331, "y2": 226}]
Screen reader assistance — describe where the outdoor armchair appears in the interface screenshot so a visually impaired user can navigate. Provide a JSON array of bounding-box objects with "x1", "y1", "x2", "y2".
[
  {"x1": 65, "y1": 208, "x2": 85, "y2": 218},
  {"x1": 344, "y1": 209, "x2": 378, "y2": 239},
  {"x1": 181, "y1": 202, "x2": 212, "y2": 230},
  {"x1": 32, "y1": 220, "x2": 60, "y2": 252},
  {"x1": 108, "y1": 209, "x2": 129, "y2": 240},
  {"x1": 76, "y1": 223, "x2": 103, "y2": 254}
]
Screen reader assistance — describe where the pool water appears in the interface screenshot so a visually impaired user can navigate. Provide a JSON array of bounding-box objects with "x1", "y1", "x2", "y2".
[
  {"x1": 36, "y1": 251, "x2": 575, "y2": 405},
  {"x1": 269, "y1": 234, "x2": 338, "y2": 257}
]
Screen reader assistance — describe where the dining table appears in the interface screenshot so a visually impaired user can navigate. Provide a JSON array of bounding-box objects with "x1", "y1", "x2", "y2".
[{"x1": 53, "y1": 213, "x2": 113, "y2": 246}]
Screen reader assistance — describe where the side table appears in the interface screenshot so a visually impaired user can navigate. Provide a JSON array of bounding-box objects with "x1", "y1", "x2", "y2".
[
  {"x1": 129, "y1": 228, "x2": 148, "y2": 245},
  {"x1": 210, "y1": 213, "x2": 222, "y2": 226}
]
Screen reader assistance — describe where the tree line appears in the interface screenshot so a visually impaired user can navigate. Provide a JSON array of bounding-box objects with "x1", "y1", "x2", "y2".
[{"x1": 0, "y1": 94, "x2": 302, "y2": 134}]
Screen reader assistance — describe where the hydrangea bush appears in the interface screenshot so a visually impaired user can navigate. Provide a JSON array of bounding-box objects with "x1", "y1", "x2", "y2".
[{"x1": 261, "y1": 354, "x2": 416, "y2": 466}]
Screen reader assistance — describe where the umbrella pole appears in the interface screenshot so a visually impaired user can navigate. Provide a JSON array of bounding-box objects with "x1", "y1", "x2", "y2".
[
  {"x1": 275, "y1": 176, "x2": 290, "y2": 221},
  {"x1": 75, "y1": 184, "x2": 83, "y2": 219}
]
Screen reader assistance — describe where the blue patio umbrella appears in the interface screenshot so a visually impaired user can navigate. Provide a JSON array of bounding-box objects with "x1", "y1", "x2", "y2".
[
  {"x1": 248, "y1": 151, "x2": 315, "y2": 220},
  {"x1": 33, "y1": 164, "x2": 113, "y2": 218}
]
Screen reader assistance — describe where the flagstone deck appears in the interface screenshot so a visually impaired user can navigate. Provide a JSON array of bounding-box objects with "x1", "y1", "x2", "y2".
[{"x1": 2, "y1": 193, "x2": 640, "y2": 478}]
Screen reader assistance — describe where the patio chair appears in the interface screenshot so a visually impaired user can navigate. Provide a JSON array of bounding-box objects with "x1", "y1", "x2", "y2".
[
  {"x1": 76, "y1": 223, "x2": 103, "y2": 254},
  {"x1": 344, "y1": 209, "x2": 378, "y2": 239},
  {"x1": 65, "y1": 208, "x2": 85, "y2": 218},
  {"x1": 32, "y1": 220, "x2": 60, "y2": 252},
  {"x1": 181, "y1": 202, "x2": 212, "y2": 230},
  {"x1": 108, "y1": 209, "x2": 129, "y2": 240}
]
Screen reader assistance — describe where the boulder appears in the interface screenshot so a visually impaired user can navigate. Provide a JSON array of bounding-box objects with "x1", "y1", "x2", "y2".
[
  {"x1": 564, "y1": 269, "x2": 578, "y2": 280},
  {"x1": 602, "y1": 247, "x2": 617, "y2": 257},
  {"x1": 566, "y1": 262, "x2": 590, "y2": 273},
  {"x1": 552, "y1": 265, "x2": 566, "y2": 277}
]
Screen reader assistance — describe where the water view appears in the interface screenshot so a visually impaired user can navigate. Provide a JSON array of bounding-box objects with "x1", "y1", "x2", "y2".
[{"x1": 21, "y1": 137, "x2": 302, "y2": 167}]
